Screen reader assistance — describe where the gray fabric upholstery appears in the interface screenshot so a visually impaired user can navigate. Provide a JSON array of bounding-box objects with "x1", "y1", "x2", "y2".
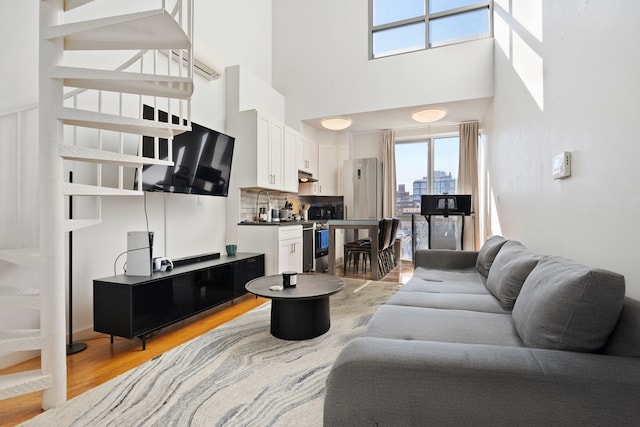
[
  {"x1": 324, "y1": 239, "x2": 639, "y2": 426},
  {"x1": 387, "y1": 291, "x2": 511, "y2": 313},
  {"x1": 601, "y1": 297, "x2": 640, "y2": 357},
  {"x1": 485, "y1": 241, "x2": 541, "y2": 309},
  {"x1": 512, "y1": 256, "x2": 626, "y2": 352},
  {"x1": 475, "y1": 235, "x2": 507, "y2": 277},
  {"x1": 413, "y1": 265, "x2": 485, "y2": 283},
  {"x1": 324, "y1": 338, "x2": 640, "y2": 427},
  {"x1": 402, "y1": 276, "x2": 489, "y2": 294},
  {"x1": 366, "y1": 305, "x2": 523, "y2": 346},
  {"x1": 414, "y1": 248, "x2": 478, "y2": 270}
]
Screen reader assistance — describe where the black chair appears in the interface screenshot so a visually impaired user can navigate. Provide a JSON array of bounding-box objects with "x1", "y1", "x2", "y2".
[{"x1": 344, "y1": 219, "x2": 395, "y2": 277}]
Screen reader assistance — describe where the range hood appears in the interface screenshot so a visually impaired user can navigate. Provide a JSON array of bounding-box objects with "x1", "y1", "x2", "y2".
[{"x1": 298, "y1": 170, "x2": 318, "y2": 183}]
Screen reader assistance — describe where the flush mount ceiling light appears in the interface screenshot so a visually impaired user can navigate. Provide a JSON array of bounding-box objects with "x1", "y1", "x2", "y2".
[
  {"x1": 321, "y1": 117, "x2": 352, "y2": 130},
  {"x1": 411, "y1": 107, "x2": 447, "y2": 123}
]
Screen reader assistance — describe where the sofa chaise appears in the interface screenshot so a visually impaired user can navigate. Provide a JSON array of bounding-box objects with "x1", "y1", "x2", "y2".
[{"x1": 324, "y1": 236, "x2": 640, "y2": 426}]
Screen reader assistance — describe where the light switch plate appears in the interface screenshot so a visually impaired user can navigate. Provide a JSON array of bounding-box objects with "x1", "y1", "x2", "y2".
[{"x1": 552, "y1": 151, "x2": 571, "y2": 179}]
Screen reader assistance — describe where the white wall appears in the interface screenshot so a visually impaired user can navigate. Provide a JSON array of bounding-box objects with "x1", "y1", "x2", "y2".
[
  {"x1": 0, "y1": 0, "x2": 274, "y2": 348},
  {"x1": 272, "y1": 0, "x2": 494, "y2": 128},
  {"x1": 485, "y1": 1, "x2": 640, "y2": 298}
]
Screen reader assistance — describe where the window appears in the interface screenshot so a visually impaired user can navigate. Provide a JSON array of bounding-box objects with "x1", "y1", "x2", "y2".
[
  {"x1": 370, "y1": 0, "x2": 492, "y2": 58},
  {"x1": 395, "y1": 136, "x2": 461, "y2": 258}
]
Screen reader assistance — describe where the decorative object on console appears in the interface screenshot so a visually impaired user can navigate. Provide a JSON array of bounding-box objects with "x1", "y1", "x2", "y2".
[
  {"x1": 126, "y1": 231, "x2": 154, "y2": 276},
  {"x1": 226, "y1": 244, "x2": 237, "y2": 256}
]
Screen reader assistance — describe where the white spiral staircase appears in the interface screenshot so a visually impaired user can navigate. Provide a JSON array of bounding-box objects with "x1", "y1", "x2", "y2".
[{"x1": 0, "y1": 0, "x2": 193, "y2": 409}]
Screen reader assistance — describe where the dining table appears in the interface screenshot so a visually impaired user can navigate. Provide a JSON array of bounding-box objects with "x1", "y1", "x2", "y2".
[{"x1": 327, "y1": 219, "x2": 381, "y2": 280}]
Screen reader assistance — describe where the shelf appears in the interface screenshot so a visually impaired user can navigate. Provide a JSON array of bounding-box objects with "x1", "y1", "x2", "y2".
[
  {"x1": 52, "y1": 66, "x2": 193, "y2": 99},
  {"x1": 44, "y1": 9, "x2": 191, "y2": 51}
]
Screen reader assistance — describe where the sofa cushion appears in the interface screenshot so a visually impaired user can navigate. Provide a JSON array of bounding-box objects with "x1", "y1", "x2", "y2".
[
  {"x1": 402, "y1": 276, "x2": 489, "y2": 295},
  {"x1": 485, "y1": 241, "x2": 541, "y2": 310},
  {"x1": 413, "y1": 266, "x2": 486, "y2": 284},
  {"x1": 475, "y1": 235, "x2": 507, "y2": 277},
  {"x1": 512, "y1": 256, "x2": 625, "y2": 352},
  {"x1": 387, "y1": 291, "x2": 510, "y2": 314},
  {"x1": 366, "y1": 305, "x2": 523, "y2": 347}
]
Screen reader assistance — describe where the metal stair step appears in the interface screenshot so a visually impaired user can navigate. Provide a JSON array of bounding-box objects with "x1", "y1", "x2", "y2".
[
  {"x1": 0, "y1": 370, "x2": 52, "y2": 400},
  {"x1": 56, "y1": 107, "x2": 190, "y2": 138},
  {"x1": 59, "y1": 144, "x2": 173, "y2": 167},
  {"x1": 0, "y1": 329, "x2": 44, "y2": 356},
  {"x1": 0, "y1": 285, "x2": 41, "y2": 310},
  {"x1": 63, "y1": 183, "x2": 143, "y2": 197},
  {"x1": 44, "y1": 9, "x2": 191, "y2": 51},
  {"x1": 51, "y1": 66, "x2": 193, "y2": 99},
  {"x1": 0, "y1": 249, "x2": 40, "y2": 267}
]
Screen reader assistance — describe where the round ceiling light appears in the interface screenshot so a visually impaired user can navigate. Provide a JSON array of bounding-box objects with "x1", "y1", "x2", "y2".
[
  {"x1": 321, "y1": 117, "x2": 352, "y2": 131},
  {"x1": 411, "y1": 107, "x2": 447, "y2": 123}
]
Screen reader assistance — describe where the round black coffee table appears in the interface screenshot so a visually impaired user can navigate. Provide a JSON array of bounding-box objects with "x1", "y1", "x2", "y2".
[{"x1": 245, "y1": 273, "x2": 344, "y2": 340}]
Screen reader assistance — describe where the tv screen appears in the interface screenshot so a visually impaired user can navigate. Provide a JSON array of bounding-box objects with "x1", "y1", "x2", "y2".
[{"x1": 136, "y1": 105, "x2": 235, "y2": 197}]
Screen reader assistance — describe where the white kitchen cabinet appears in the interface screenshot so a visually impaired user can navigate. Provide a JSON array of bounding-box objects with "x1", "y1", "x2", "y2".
[
  {"x1": 297, "y1": 135, "x2": 318, "y2": 176},
  {"x1": 283, "y1": 127, "x2": 300, "y2": 192},
  {"x1": 237, "y1": 225, "x2": 302, "y2": 275},
  {"x1": 278, "y1": 226, "x2": 303, "y2": 273},
  {"x1": 234, "y1": 110, "x2": 294, "y2": 191},
  {"x1": 299, "y1": 143, "x2": 338, "y2": 196},
  {"x1": 337, "y1": 143, "x2": 349, "y2": 195}
]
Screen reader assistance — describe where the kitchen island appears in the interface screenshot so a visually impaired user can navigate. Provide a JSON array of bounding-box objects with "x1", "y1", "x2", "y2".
[{"x1": 327, "y1": 219, "x2": 381, "y2": 280}]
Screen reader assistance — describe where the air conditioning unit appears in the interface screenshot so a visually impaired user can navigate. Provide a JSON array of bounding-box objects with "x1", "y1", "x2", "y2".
[{"x1": 170, "y1": 50, "x2": 222, "y2": 81}]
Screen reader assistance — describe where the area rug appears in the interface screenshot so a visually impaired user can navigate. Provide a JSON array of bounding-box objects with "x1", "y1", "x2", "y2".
[{"x1": 22, "y1": 278, "x2": 400, "y2": 427}]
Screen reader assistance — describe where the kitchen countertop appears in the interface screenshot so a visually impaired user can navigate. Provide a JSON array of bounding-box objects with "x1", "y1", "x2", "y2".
[{"x1": 238, "y1": 220, "x2": 317, "y2": 227}]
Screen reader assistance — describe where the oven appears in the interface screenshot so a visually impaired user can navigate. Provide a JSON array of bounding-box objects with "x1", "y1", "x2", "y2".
[{"x1": 314, "y1": 224, "x2": 329, "y2": 272}]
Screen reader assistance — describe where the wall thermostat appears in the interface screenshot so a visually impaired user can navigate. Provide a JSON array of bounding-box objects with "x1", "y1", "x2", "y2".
[{"x1": 552, "y1": 151, "x2": 571, "y2": 179}]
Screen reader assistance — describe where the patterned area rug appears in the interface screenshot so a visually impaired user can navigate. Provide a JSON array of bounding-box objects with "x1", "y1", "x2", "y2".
[{"x1": 22, "y1": 278, "x2": 400, "y2": 427}]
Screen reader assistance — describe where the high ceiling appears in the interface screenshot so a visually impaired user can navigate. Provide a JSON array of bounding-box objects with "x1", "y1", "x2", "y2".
[{"x1": 304, "y1": 97, "x2": 494, "y2": 133}]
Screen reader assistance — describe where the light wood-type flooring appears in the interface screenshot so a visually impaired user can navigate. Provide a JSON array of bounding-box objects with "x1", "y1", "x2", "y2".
[{"x1": 0, "y1": 261, "x2": 413, "y2": 426}]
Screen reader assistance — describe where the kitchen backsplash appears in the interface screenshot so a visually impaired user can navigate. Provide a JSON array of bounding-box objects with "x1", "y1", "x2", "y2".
[{"x1": 240, "y1": 189, "x2": 343, "y2": 222}]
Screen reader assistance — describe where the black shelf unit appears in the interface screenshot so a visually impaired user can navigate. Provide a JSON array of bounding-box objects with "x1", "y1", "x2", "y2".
[{"x1": 93, "y1": 253, "x2": 265, "y2": 349}]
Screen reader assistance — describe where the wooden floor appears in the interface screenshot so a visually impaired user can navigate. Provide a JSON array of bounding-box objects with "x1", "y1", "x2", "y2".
[{"x1": 0, "y1": 262, "x2": 412, "y2": 426}]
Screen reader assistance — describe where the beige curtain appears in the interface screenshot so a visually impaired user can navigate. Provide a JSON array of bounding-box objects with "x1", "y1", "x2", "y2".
[
  {"x1": 382, "y1": 130, "x2": 396, "y2": 218},
  {"x1": 458, "y1": 121, "x2": 480, "y2": 250}
]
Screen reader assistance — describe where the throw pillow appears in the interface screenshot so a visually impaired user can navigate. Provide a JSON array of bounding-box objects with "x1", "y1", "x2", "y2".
[
  {"x1": 486, "y1": 241, "x2": 541, "y2": 310},
  {"x1": 475, "y1": 235, "x2": 507, "y2": 277},
  {"x1": 512, "y1": 256, "x2": 625, "y2": 352}
]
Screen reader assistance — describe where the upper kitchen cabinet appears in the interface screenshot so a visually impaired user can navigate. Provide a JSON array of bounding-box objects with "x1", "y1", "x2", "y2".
[
  {"x1": 283, "y1": 127, "x2": 300, "y2": 193},
  {"x1": 234, "y1": 110, "x2": 297, "y2": 191},
  {"x1": 297, "y1": 134, "x2": 318, "y2": 176},
  {"x1": 337, "y1": 144, "x2": 349, "y2": 195},
  {"x1": 299, "y1": 143, "x2": 338, "y2": 196}
]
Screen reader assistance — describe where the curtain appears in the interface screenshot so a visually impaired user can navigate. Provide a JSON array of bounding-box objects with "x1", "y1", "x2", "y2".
[
  {"x1": 458, "y1": 121, "x2": 480, "y2": 250},
  {"x1": 382, "y1": 129, "x2": 396, "y2": 218}
]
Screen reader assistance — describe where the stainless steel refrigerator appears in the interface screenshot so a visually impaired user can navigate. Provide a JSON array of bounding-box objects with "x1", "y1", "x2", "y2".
[{"x1": 343, "y1": 158, "x2": 382, "y2": 220}]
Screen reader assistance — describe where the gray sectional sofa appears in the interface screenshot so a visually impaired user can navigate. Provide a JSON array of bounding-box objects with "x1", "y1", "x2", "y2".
[{"x1": 324, "y1": 236, "x2": 640, "y2": 426}]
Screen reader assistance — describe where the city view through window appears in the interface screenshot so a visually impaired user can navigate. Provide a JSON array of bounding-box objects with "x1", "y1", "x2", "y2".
[{"x1": 395, "y1": 136, "x2": 461, "y2": 259}]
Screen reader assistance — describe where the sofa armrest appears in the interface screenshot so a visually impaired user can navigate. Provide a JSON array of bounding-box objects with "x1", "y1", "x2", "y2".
[
  {"x1": 324, "y1": 337, "x2": 640, "y2": 426},
  {"x1": 414, "y1": 249, "x2": 478, "y2": 270}
]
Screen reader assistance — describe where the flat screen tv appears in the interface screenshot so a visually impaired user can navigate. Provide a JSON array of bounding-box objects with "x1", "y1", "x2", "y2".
[{"x1": 135, "y1": 105, "x2": 235, "y2": 197}]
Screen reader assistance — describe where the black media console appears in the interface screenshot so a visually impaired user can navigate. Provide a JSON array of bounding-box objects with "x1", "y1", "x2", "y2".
[{"x1": 93, "y1": 252, "x2": 265, "y2": 349}]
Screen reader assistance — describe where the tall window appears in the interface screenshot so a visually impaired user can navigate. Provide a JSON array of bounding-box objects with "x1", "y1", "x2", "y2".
[
  {"x1": 395, "y1": 136, "x2": 460, "y2": 258},
  {"x1": 370, "y1": 0, "x2": 492, "y2": 58}
]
